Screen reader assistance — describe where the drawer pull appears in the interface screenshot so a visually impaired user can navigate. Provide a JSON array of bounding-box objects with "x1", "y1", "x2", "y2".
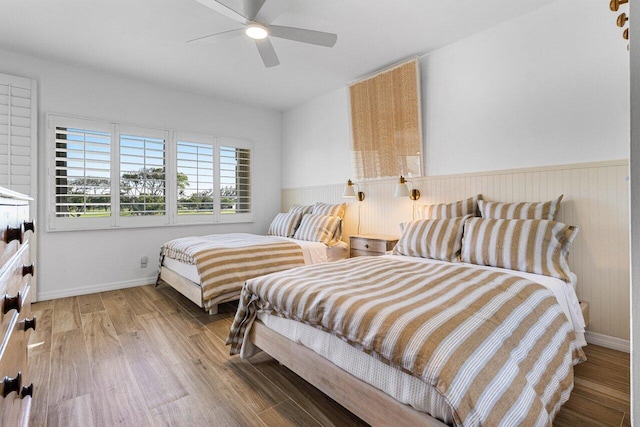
[
  {"x1": 365, "y1": 244, "x2": 369, "y2": 249},
  {"x1": 23, "y1": 220, "x2": 35, "y2": 234},
  {"x1": 3, "y1": 292, "x2": 21, "y2": 314},
  {"x1": 22, "y1": 263, "x2": 34, "y2": 277},
  {"x1": 4, "y1": 226, "x2": 21, "y2": 244},
  {"x1": 20, "y1": 383, "x2": 33, "y2": 399},
  {"x1": 2, "y1": 372, "x2": 21, "y2": 397},
  {"x1": 23, "y1": 316, "x2": 36, "y2": 332}
]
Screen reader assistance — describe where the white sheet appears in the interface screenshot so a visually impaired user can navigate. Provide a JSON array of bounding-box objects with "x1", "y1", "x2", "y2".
[{"x1": 162, "y1": 237, "x2": 349, "y2": 285}]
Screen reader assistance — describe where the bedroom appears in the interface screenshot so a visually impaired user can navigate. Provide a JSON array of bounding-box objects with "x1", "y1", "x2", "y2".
[{"x1": 0, "y1": 0, "x2": 636, "y2": 425}]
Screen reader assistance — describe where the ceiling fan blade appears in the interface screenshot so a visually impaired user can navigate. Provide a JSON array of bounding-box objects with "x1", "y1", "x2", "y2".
[
  {"x1": 193, "y1": 0, "x2": 248, "y2": 24},
  {"x1": 269, "y1": 25, "x2": 337, "y2": 47},
  {"x1": 242, "y1": 0, "x2": 266, "y2": 21},
  {"x1": 187, "y1": 28, "x2": 244, "y2": 45},
  {"x1": 255, "y1": 39, "x2": 280, "y2": 67}
]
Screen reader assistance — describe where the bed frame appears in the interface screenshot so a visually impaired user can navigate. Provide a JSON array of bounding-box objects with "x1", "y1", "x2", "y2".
[
  {"x1": 248, "y1": 320, "x2": 448, "y2": 427},
  {"x1": 157, "y1": 266, "x2": 220, "y2": 315}
]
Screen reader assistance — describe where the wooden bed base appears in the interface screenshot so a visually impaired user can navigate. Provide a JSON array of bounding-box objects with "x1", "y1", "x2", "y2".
[
  {"x1": 158, "y1": 266, "x2": 219, "y2": 314},
  {"x1": 248, "y1": 320, "x2": 447, "y2": 427}
]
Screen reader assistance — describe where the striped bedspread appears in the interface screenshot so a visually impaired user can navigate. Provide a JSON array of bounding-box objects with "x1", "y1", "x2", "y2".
[
  {"x1": 227, "y1": 256, "x2": 586, "y2": 426},
  {"x1": 161, "y1": 233, "x2": 305, "y2": 310}
]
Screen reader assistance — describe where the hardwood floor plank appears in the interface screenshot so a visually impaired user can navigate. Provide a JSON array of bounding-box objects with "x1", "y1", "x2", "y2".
[
  {"x1": 89, "y1": 357, "x2": 154, "y2": 427},
  {"x1": 248, "y1": 352, "x2": 368, "y2": 427},
  {"x1": 28, "y1": 307, "x2": 52, "y2": 356},
  {"x1": 118, "y1": 328, "x2": 189, "y2": 410},
  {"x1": 51, "y1": 297, "x2": 81, "y2": 333},
  {"x1": 119, "y1": 286, "x2": 160, "y2": 315},
  {"x1": 77, "y1": 293, "x2": 105, "y2": 314},
  {"x1": 46, "y1": 394, "x2": 97, "y2": 427},
  {"x1": 151, "y1": 394, "x2": 264, "y2": 427},
  {"x1": 553, "y1": 392, "x2": 626, "y2": 427},
  {"x1": 573, "y1": 376, "x2": 630, "y2": 413},
  {"x1": 621, "y1": 412, "x2": 631, "y2": 427},
  {"x1": 81, "y1": 311, "x2": 123, "y2": 362},
  {"x1": 258, "y1": 399, "x2": 322, "y2": 427},
  {"x1": 189, "y1": 330, "x2": 289, "y2": 414},
  {"x1": 100, "y1": 290, "x2": 144, "y2": 335},
  {"x1": 48, "y1": 329, "x2": 93, "y2": 406},
  {"x1": 28, "y1": 351, "x2": 51, "y2": 427}
]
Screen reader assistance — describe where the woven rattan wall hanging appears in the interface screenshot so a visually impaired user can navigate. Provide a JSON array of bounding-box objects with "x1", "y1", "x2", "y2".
[{"x1": 348, "y1": 57, "x2": 423, "y2": 180}]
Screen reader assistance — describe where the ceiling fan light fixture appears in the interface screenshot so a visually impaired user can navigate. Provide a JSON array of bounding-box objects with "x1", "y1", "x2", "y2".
[{"x1": 245, "y1": 23, "x2": 269, "y2": 40}]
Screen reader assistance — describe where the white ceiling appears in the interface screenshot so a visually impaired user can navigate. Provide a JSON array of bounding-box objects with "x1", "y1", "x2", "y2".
[{"x1": 0, "y1": 0, "x2": 560, "y2": 111}]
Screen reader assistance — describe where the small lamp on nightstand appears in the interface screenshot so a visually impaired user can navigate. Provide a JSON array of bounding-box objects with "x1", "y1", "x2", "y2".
[
  {"x1": 394, "y1": 176, "x2": 421, "y2": 220},
  {"x1": 343, "y1": 179, "x2": 364, "y2": 234}
]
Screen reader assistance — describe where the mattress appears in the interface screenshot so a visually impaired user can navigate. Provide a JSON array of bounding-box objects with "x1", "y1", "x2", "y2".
[
  {"x1": 162, "y1": 238, "x2": 349, "y2": 285},
  {"x1": 252, "y1": 254, "x2": 586, "y2": 421}
]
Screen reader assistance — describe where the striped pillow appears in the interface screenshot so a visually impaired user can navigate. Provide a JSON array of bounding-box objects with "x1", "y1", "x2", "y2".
[
  {"x1": 267, "y1": 212, "x2": 303, "y2": 238},
  {"x1": 293, "y1": 214, "x2": 341, "y2": 244},
  {"x1": 288, "y1": 204, "x2": 313, "y2": 215},
  {"x1": 461, "y1": 217, "x2": 578, "y2": 281},
  {"x1": 418, "y1": 195, "x2": 481, "y2": 219},
  {"x1": 312, "y1": 202, "x2": 346, "y2": 219},
  {"x1": 479, "y1": 195, "x2": 563, "y2": 220},
  {"x1": 393, "y1": 216, "x2": 470, "y2": 262}
]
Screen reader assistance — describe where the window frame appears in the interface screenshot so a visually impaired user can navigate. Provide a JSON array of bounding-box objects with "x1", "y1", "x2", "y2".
[{"x1": 47, "y1": 114, "x2": 254, "y2": 231}]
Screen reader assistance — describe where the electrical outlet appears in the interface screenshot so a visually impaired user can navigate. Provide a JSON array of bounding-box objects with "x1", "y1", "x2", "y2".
[{"x1": 140, "y1": 256, "x2": 148, "y2": 268}]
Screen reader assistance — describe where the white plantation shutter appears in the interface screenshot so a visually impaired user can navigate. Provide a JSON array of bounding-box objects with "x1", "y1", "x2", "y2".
[
  {"x1": 54, "y1": 126, "x2": 111, "y2": 217},
  {"x1": 0, "y1": 73, "x2": 37, "y2": 196},
  {"x1": 219, "y1": 137, "x2": 252, "y2": 222},
  {"x1": 176, "y1": 140, "x2": 214, "y2": 215}
]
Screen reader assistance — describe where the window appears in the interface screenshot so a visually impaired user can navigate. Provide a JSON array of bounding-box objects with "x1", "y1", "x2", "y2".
[
  {"x1": 54, "y1": 126, "x2": 111, "y2": 218},
  {"x1": 47, "y1": 115, "x2": 253, "y2": 231},
  {"x1": 119, "y1": 132, "x2": 166, "y2": 217},
  {"x1": 176, "y1": 139, "x2": 214, "y2": 216}
]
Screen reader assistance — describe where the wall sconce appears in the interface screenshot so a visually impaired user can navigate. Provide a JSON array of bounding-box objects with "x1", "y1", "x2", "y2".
[
  {"x1": 394, "y1": 176, "x2": 420, "y2": 200},
  {"x1": 394, "y1": 176, "x2": 421, "y2": 221},
  {"x1": 343, "y1": 179, "x2": 364, "y2": 234},
  {"x1": 343, "y1": 179, "x2": 365, "y2": 201}
]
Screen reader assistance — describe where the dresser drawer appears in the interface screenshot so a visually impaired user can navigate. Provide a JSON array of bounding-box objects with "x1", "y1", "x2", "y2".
[
  {"x1": 0, "y1": 323, "x2": 29, "y2": 427},
  {"x1": 0, "y1": 245, "x2": 31, "y2": 345},
  {"x1": 350, "y1": 237, "x2": 389, "y2": 253}
]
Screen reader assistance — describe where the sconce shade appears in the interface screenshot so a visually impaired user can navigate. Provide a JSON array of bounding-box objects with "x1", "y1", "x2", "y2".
[
  {"x1": 394, "y1": 176, "x2": 409, "y2": 198},
  {"x1": 343, "y1": 180, "x2": 357, "y2": 197},
  {"x1": 343, "y1": 179, "x2": 365, "y2": 201}
]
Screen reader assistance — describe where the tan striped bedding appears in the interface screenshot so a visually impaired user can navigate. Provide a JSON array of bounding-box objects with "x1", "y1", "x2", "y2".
[
  {"x1": 227, "y1": 256, "x2": 585, "y2": 426},
  {"x1": 161, "y1": 233, "x2": 305, "y2": 311}
]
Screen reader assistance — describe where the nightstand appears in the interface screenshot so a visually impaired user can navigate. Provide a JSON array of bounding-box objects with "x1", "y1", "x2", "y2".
[{"x1": 350, "y1": 235, "x2": 399, "y2": 257}]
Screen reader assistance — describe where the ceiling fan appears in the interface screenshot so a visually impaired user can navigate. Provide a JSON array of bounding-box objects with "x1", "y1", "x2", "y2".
[{"x1": 189, "y1": 0, "x2": 338, "y2": 68}]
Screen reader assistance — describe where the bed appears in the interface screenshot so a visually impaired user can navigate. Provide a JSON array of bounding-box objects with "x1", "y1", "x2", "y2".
[
  {"x1": 158, "y1": 202, "x2": 349, "y2": 314},
  {"x1": 226, "y1": 196, "x2": 588, "y2": 426}
]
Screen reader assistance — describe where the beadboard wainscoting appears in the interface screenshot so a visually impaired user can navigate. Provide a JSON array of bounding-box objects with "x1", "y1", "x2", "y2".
[{"x1": 282, "y1": 160, "x2": 630, "y2": 349}]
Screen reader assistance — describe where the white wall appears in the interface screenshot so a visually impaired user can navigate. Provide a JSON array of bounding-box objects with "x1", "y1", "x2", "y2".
[
  {"x1": 282, "y1": 0, "x2": 630, "y2": 187},
  {"x1": 0, "y1": 48, "x2": 282, "y2": 300}
]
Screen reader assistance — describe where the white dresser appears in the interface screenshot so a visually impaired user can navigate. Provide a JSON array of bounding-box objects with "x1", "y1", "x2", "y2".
[{"x1": 0, "y1": 187, "x2": 34, "y2": 426}]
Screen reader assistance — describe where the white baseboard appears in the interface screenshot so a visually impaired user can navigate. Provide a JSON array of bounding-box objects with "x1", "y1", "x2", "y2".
[
  {"x1": 36, "y1": 276, "x2": 157, "y2": 301},
  {"x1": 585, "y1": 331, "x2": 630, "y2": 353}
]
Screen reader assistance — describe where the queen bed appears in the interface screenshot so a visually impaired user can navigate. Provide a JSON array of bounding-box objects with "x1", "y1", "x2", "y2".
[
  {"x1": 226, "y1": 196, "x2": 587, "y2": 426},
  {"x1": 158, "y1": 203, "x2": 349, "y2": 314}
]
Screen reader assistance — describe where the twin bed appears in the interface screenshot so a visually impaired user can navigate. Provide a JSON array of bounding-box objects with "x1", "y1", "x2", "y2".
[
  {"x1": 160, "y1": 195, "x2": 587, "y2": 426},
  {"x1": 157, "y1": 202, "x2": 348, "y2": 314}
]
